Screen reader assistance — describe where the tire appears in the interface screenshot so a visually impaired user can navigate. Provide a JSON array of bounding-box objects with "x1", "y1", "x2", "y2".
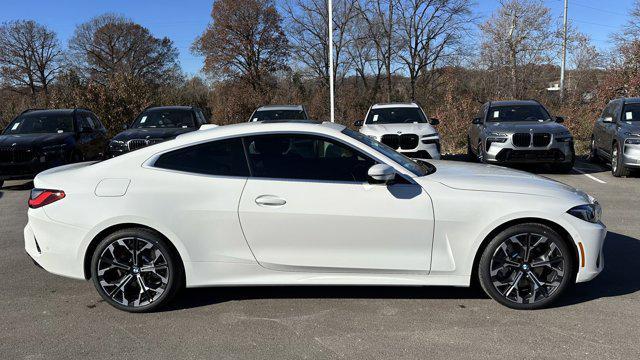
[
  {"x1": 477, "y1": 140, "x2": 487, "y2": 163},
  {"x1": 467, "y1": 137, "x2": 477, "y2": 162},
  {"x1": 478, "y1": 223, "x2": 575, "y2": 310},
  {"x1": 611, "y1": 142, "x2": 631, "y2": 177},
  {"x1": 588, "y1": 136, "x2": 600, "y2": 163},
  {"x1": 91, "y1": 228, "x2": 182, "y2": 312},
  {"x1": 0, "y1": 180, "x2": 4, "y2": 189}
]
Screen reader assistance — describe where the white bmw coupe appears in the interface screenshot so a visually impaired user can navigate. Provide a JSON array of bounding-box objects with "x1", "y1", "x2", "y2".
[{"x1": 25, "y1": 120, "x2": 606, "y2": 312}]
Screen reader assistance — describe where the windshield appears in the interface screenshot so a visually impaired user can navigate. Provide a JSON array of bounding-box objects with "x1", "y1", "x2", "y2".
[
  {"x1": 623, "y1": 103, "x2": 640, "y2": 122},
  {"x1": 342, "y1": 128, "x2": 432, "y2": 176},
  {"x1": 131, "y1": 109, "x2": 195, "y2": 129},
  {"x1": 487, "y1": 105, "x2": 551, "y2": 122},
  {"x1": 3, "y1": 113, "x2": 74, "y2": 135},
  {"x1": 365, "y1": 107, "x2": 428, "y2": 124},
  {"x1": 251, "y1": 109, "x2": 307, "y2": 121}
]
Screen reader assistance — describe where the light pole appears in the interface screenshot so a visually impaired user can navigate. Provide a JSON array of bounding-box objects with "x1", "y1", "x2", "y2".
[
  {"x1": 328, "y1": 0, "x2": 335, "y2": 122},
  {"x1": 560, "y1": 0, "x2": 568, "y2": 102}
]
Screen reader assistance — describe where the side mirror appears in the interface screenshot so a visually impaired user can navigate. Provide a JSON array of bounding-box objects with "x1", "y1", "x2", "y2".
[
  {"x1": 353, "y1": 120, "x2": 363, "y2": 127},
  {"x1": 367, "y1": 164, "x2": 396, "y2": 184},
  {"x1": 555, "y1": 116, "x2": 565, "y2": 123},
  {"x1": 603, "y1": 116, "x2": 614, "y2": 123},
  {"x1": 430, "y1": 118, "x2": 440, "y2": 125},
  {"x1": 472, "y1": 117, "x2": 482, "y2": 125}
]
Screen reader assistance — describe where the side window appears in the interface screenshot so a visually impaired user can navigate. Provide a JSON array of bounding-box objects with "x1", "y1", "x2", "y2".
[
  {"x1": 154, "y1": 138, "x2": 249, "y2": 176},
  {"x1": 196, "y1": 109, "x2": 208, "y2": 125},
  {"x1": 90, "y1": 113, "x2": 106, "y2": 131},
  {"x1": 611, "y1": 101, "x2": 622, "y2": 121},
  {"x1": 244, "y1": 134, "x2": 376, "y2": 182},
  {"x1": 79, "y1": 113, "x2": 94, "y2": 130}
]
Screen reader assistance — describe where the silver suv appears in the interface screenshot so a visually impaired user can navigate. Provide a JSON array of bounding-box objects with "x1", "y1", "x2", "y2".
[
  {"x1": 467, "y1": 100, "x2": 574, "y2": 173},
  {"x1": 589, "y1": 97, "x2": 640, "y2": 177}
]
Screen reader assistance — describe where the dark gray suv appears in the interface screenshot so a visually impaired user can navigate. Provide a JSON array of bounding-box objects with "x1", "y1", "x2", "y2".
[
  {"x1": 589, "y1": 97, "x2": 640, "y2": 177},
  {"x1": 467, "y1": 100, "x2": 575, "y2": 172}
]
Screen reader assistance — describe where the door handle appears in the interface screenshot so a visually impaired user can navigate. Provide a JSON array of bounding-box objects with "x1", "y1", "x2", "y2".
[{"x1": 255, "y1": 195, "x2": 286, "y2": 207}]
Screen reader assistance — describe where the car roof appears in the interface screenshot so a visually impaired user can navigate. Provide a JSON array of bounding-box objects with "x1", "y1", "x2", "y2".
[
  {"x1": 371, "y1": 102, "x2": 420, "y2": 109},
  {"x1": 487, "y1": 100, "x2": 541, "y2": 107},
  {"x1": 145, "y1": 106, "x2": 194, "y2": 111},
  {"x1": 20, "y1": 109, "x2": 80, "y2": 116},
  {"x1": 255, "y1": 105, "x2": 304, "y2": 111},
  {"x1": 620, "y1": 97, "x2": 640, "y2": 104}
]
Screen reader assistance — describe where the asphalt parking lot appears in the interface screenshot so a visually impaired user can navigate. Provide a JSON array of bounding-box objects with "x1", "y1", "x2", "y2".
[{"x1": 1, "y1": 159, "x2": 639, "y2": 359}]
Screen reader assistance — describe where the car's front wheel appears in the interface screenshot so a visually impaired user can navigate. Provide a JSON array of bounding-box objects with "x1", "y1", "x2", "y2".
[
  {"x1": 91, "y1": 228, "x2": 182, "y2": 312},
  {"x1": 611, "y1": 142, "x2": 631, "y2": 177},
  {"x1": 478, "y1": 223, "x2": 574, "y2": 310},
  {"x1": 588, "y1": 136, "x2": 600, "y2": 163}
]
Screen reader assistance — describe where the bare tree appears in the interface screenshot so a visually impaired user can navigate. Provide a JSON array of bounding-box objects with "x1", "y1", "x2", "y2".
[
  {"x1": 394, "y1": 0, "x2": 472, "y2": 100},
  {"x1": 479, "y1": 0, "x2": 560, "y2": 98},
  {"x1": 0, "y1": 20, "x2": 62, "y2": 100},
  {"x1": 193, "y1": 0, "x2": 289, "y2": 91},
  {"x1": 345, "y1": 12, "x2": 384, "y2": 100},
  {"x1": 69, "y1": 14, "x2": 179, "y2": 84},
  {"x1": 358, "y1": 0, "x2": 398, "y2": 102},
  {"x1": 286, "y1": 0, "x2": 358, "y2": 87}
]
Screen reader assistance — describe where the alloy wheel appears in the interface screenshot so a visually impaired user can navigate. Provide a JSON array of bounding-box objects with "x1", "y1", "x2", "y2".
[
  {"x1": 489, "y1": 233, "x2": 566, "y2": 305},
  {"x1": 96, "y1": 237, "x2": 170, "y2": 307},
  {"x1": 612, "y1": 146, "x2": 618, "y2": 173}
]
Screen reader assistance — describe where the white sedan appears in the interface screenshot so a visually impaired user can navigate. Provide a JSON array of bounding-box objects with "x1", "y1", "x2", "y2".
[{"x1": 25, "y1": 121, "x2": 606, "y2": 312}]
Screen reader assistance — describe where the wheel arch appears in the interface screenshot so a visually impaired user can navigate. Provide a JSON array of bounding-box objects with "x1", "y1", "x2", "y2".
[
  {"x1": 470, "y1": 217, "x2": 580, "y2": 286},
  {"x1": 82, "y1": 223, "x2": 186, "y2": 280}
]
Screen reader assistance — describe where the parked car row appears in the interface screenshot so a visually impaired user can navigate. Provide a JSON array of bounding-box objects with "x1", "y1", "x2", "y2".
[{"x1": 2, "y1": 98, "x2": 640, "y2": 189}]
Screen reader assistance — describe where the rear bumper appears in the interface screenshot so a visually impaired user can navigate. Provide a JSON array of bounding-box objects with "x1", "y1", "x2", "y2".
[{"x1": 24, "y1": 209, "x2": 88, "y2": 280}]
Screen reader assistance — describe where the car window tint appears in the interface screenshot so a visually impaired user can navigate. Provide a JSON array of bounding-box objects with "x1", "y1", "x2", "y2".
[
  {"x1": 90, "y1": 113, "x2": 106, "y2": 131},
  {"x1": 244, "y1": 134, "x2": 376, "y2": 182},
  {"x1": 154, "y1": 138, "x2": 249, "y2": 176},
  {"x1": 84, "y1": 116, "x2": 96, "y2": 129}
]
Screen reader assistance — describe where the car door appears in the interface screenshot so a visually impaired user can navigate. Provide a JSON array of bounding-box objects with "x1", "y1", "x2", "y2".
[
  {"x1": 89, "y1": 112, "x2": 108, "y2": 158},
  {"x1": 602, "y1": 100, "x2": 621, "y2": 155},
  {"x1": 76, "y1": 111, "x2": 100, "y2": 159},
  {"x1": 238, "y1": 133, "x2": 434, "y2": 273}
]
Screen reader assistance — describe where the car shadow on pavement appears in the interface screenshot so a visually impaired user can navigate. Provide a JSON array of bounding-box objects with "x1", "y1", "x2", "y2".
[
  {"x1": 167, "y1": 283, "x2": 486, "y2": 311},
  {"x1": 1, "y1": 181, "x2": 33, "y2": 191},
  {"x1": 556, "y1": 231, "x2": 640, "y2": 307},
  {"x1": 168, "y1": 230, "x2": 639, "y2": 311}
]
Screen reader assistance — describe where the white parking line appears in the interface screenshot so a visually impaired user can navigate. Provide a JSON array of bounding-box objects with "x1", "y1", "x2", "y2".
[{"x1": 573, "y1": 168, "x2": 607, "y2": 184}]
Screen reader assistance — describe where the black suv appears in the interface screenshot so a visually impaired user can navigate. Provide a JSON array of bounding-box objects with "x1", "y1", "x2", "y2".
[
  {"x1": 589, "y1": 97, "x2": 640, "y2": 177},
  {"x1": 108, "y1": 106, "x2": 208, "y2": 157},
  {"x1": 0, "y1": 108, "x2": 107, "y2": 188}
]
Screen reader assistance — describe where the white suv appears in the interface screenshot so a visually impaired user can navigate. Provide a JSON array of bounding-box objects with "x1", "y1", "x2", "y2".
[{"x1": 355, "y1": 103, "x2": 441, "y2": 159}]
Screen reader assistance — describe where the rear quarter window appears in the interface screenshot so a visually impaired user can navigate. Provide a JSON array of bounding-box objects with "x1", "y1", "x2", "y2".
[{"x1": 154, "y1": 138, "x2": 249, "y2": 177}]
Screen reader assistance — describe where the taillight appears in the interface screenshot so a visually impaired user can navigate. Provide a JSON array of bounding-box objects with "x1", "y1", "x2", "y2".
[{"x1": 28, "y1": 189, "x2": 65, "y2": 209}]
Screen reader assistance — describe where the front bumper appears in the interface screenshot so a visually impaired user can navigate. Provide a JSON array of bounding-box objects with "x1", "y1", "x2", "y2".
[
  {"x1": 0, "y1": 154, "x2": 71, "y2": 181},
  {"x1": 484, "y1": 137, "x2": 573, "y2": 164},
  {"x1": 565, "y1": 215, "x2": 607, "y2": 283},
  {"x1": 622, "y1": 142, "x2": 640, "y2": 168}
]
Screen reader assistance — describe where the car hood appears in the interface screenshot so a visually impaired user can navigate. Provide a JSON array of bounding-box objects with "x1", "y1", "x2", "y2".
[
  {"x1": 361, "y1": 123, "x2": 437, "y2": 136},
  {"x1": 0, "y1": 133, "x2": 74, "y2": 149},
  {"x1": 422, "y1": 160, "x2": 589, "y2": 201},
  {"x1": 619, "y1": 121, "x2": 640, "y2": 134},
  {"x1": 484, "y1": 121, "x2": 568, "y2": 133},
  {"x1": 112, "y1": 127, "x2": 196, "y2": 142}
]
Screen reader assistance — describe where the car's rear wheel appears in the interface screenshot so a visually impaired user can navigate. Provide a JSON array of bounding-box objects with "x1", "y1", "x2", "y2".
[
  {"x1": 611, "y1": 142, "x2": 631, "y2": 177},
  {"x1": 91, "y1": 228, "x2": 182, "y2": 312},
  {"x1": 478, "y1": 223, "x2": 574, "y2": 310}
]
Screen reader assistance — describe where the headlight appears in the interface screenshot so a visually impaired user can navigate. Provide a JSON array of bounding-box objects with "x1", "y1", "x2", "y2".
[
  {"x1": 625, "y1": 138, "x2": 640, "y2": 145},
  {"x1": 567, "y1": 203, "x2": 602, "y2": 223},
  {"x1": 41, "y1": 144, "x2": 67, "y2": 153},
  {"x1": 109, "y1": 140, "x2": 126, "y2": 150},
  {"x1": 487, "y1": 131, "x2": 508, "y2": 137},
  {"x1": 624, "y1": 132, "x2": 640, "y2": 137},
  {"x1": 554, "y1": 131, "x2": 573, "y2": 142}
]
